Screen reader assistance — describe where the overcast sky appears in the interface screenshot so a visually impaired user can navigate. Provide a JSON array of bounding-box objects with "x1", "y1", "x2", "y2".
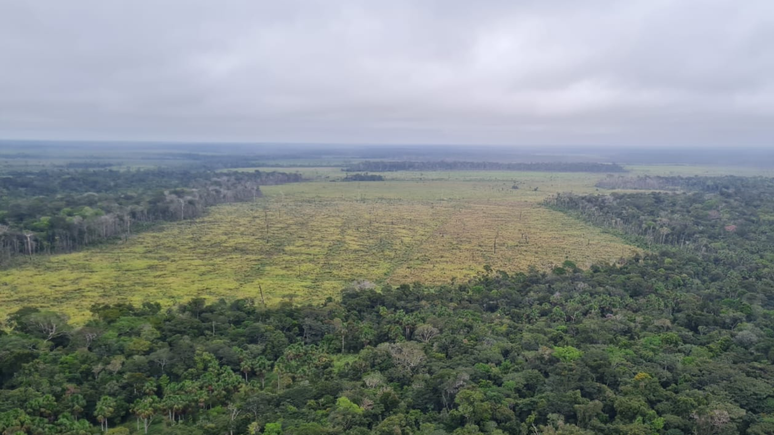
[{"x1": 1, "y1": 1, "x2": 772, "y2": 147}]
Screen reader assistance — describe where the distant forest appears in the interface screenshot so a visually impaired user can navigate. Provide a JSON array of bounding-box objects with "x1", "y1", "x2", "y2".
[
  {"x1": 596, "y1": 175, "x2": 774, "y2": 191},
  {"x1": 344, "y1": 161, "x2": 627, "y2": 173},
  {"x1": 0, "y1": 169, "x2": 302, "y2": 264},
  {"x1": 341, "y1": 173, "x2": 385, "y2": 182}
]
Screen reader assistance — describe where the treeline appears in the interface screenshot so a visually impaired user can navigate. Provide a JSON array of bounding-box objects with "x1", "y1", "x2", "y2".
[
  {"x1": 135, "y1": 154, "x2": 270, "y2": 170},
  {"x1": 596, "y1": 175, "x2": 774, "y2": 192},
  {"x1": 344, "y1": 161, "x2": 628, "y2": 173},
  {"x1": 0, "y1": 169, "x2": 303, "y2": 264},
  {"x1": 341, "y1": 173, "x2": 385, "y2": 182},
  {"x1": 64, "y1": 162, "x2": 117, "y2": 169},
  {"x1": 548, "y1": 177, "x2": 774, "y2": 268},
  {"x1": 0, "y1": 169, "x2": 301, "y2": 198}
]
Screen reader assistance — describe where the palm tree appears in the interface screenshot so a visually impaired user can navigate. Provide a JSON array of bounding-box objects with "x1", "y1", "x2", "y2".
[
  {"x1": 240, "y1": 360, "x2": 252, "y2": 382},
  {"x1": 131, "y1": 396, "x2": 159, "y2": 434},
  {"x1": 67, "y1": 394, "x2": 86, "y2": 420},
  {"x1": 252, "y1": 357, "x2": 271, "y2": 390},
  {"x1": 94, "y1": 396, "x2": 116, "y2": 432}
]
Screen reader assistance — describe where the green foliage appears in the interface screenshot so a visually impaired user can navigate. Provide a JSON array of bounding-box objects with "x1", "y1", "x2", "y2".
[
  {"x1": 553, "y1": 346, "x2": 583, "y2": 363},
  {"x1": 264, "y1": 422, "x2": 282, "y2": 435}
]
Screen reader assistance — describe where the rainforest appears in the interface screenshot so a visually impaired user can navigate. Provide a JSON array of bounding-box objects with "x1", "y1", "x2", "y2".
[{"x1": 2, "y1": 144, "x2": 774, "y2": 435}]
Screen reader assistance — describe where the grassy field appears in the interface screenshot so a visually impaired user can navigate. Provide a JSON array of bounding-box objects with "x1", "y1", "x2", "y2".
[{"x1": 0, "y1": 171, "x2": 647, "y2": 323}]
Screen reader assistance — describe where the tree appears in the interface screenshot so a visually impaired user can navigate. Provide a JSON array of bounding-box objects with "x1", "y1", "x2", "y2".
[
  {"x1": 227, "y1": 403, "x2": 241, "y2": 435},
  {"x1": 329, "y1": 397, "x2": 363, "y2": 431},
  {"x1": 131, "y1": 396, "x2": 159, "y2": 434},
  {"x1": 384, "y1": 342, "x2": 426, "y2": 373},
  {"x1": 240, "y1": 359, "x2": 252, "y2": 382},
  {"x1": 240, "y1": 390, "x2": 272, "y2": 422},
  {"x1": 65, "y1": 394, "x2": 87, "y2": 420},
  {"x1": 414, "y1": 324, "x2": 439, "y2": 343},
  {"x1": 18, "y1": 311, "x2": 71, "y2": 342},
  {"x1": 692, "y1": 403, "x2": 746, "y2": 435},
  {"x1": 374, "y1": 414, "x2": 412, "y2": 435},
  {"x1": 574, "y1": 400, "x2": 603, "y2": 428},
  {"x1": 455, "y1": 389, "x2": 491, "y2": 425},
  {"x1": 26, "y1": 394, "x2": 56, "y2": 420},
  {"x1": 264, "y1": 422, "x2": 282, "y2": 435},
  {"x1": 94, "y1": 396, "x2": 116, "y2": 432},
  {"x1": 252, "y1": 356, "x2": 271, "y2": 390},
  {"x1": 106, "y1": 355, "x2": 125, "y2": 375},
  {"x1": 150, "y1": 348, "x2": 173, "y2": 373},
  {"x1": 332, "y1": 318, "x2": 347, "y2": 353},
  {"x1": 553, "y1": 346, "x2": 583, "y2": 363}
]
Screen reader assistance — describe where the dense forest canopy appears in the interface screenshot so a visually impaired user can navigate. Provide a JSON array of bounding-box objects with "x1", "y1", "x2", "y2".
[
  {"x1": 344, "y1": 161, "x2": 627, "y2": 173},
  {"x1": 0, "y1": 169, "x2": 303, "y2": 264},
  {"x1": 550, "y1": 176, "x2": 774, "y2": 260},
  {"x1": 3, "y1": 174, "x2": 774, "y2": 434}
]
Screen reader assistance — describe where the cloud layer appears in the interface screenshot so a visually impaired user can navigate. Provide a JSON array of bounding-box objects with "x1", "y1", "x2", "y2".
[{"x1": 1, "y1": 0, "x2": 772, "y2": 146}]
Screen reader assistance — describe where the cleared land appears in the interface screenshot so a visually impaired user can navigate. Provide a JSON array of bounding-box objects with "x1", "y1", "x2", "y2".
[{"x1": 1, "y1": 171, "x2": 641, "y2": 323}]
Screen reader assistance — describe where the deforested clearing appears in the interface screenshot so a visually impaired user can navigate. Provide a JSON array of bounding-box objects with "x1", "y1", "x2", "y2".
[{"x1": 0, "y1": 174, "x2": 639, "y2": 323}]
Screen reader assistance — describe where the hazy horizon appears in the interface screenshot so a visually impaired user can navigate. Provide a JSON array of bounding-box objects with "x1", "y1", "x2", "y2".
[
  {"x1": 2, "y1": 1, "x2": 773, "y2": 147},
  {"x1": 3, "y1": 138, "x2": 774, "y2": 151}
]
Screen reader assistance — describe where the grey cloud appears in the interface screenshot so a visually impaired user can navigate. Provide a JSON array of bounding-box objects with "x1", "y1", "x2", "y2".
[{"x1": 0, "y1": 0, "x2": 772, "y2": 146}]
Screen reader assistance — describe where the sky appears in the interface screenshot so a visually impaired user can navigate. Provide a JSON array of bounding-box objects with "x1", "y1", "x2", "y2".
[{"x1": 0, "y1": 1, "x2": 773, "y2": 147}]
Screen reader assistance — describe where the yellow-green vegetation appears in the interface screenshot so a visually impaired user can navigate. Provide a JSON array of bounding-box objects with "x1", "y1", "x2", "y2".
[{"x1": 0, "y1": 172, "x2": 643, "y2": 323}]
